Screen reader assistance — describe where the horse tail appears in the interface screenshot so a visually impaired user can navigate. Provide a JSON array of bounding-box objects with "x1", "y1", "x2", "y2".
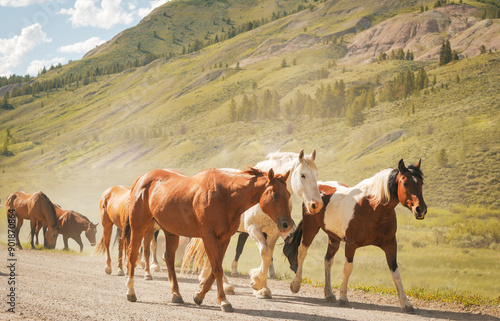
[
  {"x1": 283, "y1": 220, "x2": 303, "y2": 272},
  {"x1": 94, "y1": 232, "x2": 107, "y2": 255},
  {"x1": 112, "y1": 227, "x2": 121, "y2": 248},
  {"x1": 180, "y1": 238, "x2": 208, "y2": 274},
  {"x1": 5, "y1": 193, "x2": 17, "y2": 224},
  {"x1": 124, "y1": 221, "x2": 131, "y2": 252}
]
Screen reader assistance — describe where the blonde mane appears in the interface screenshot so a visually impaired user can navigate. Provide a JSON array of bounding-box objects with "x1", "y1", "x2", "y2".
[{"x1": 355, "y1": 168, "x2": 396, "y2": 206}]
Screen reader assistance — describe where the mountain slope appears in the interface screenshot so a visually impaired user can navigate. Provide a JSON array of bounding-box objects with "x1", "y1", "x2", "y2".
[{"x1": 0, "y1": 0, "x2": 498, "y2": 215}]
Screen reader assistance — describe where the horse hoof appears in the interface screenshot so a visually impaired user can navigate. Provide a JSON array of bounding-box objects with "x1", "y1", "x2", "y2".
[
  {"x1": 151, "y1": 264, "x2": 160, "y2": 272},
  {"x1": 290, "y1": 283, "x2": 300, "y2": 294},
  {"x1": 221, "y1": 303, "x2": 234, "y2": 313},
  {"x1": 144, "y1": 274, "x2": 153, "y2": 280},
  {"x1": 171, "y1": 295, "x2": 184, "y2": 304},
  {"x1": 117, "y1": 270, "x2": 125, "y2": 276},
  {"x1": 127, "y1": 294, "x2": 137, "y2": 302},
  {"x1": 402, "y1": 305, "x2": 415, "y2": 314},
  {"x1": 225, "y1": 288, "x2": 235, "y2": 295},
  {"x1": 105, "y1": 266, "x2": 112, "y2": 275},
  {"x1": 325, "y1": 295, "x2": 337, "y2": 303},
  {"x1": 256, "y1": 293, "x2": 272, "y2": 299},
  {"x1": 338, "y1": 299, "x2": 349, "y2": 307},
  {"x1": 193, "y1": 294, "x2": 203, "y2": 306},
  {"x1": 230, "y1": 272, "x2": 238, "y2": 277}
]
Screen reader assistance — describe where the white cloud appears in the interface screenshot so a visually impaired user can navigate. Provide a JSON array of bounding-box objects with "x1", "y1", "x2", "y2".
[
  {"x1": 58, "y1": 37, "x2": 106, "y2": 54},
  {"x1": 0, "y1": 23, "x2": 51, "y2": 77},
  {"x1": 137, "y1": 0, "x2": 167, "y2": 18},
  {"x1": 26, "y1": 57, "x2": 67, "y2": 76},
  {"x1": 0, "y1": 0, "x2": 51, "y2": 7},
  {"x1": 59, "y1": 0, "x2": 135, "y2": 29}
]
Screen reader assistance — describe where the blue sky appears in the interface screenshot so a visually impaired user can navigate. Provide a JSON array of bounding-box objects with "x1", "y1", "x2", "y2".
[{"x1": 0, "y1": 0, "x2": 169, "y2": 77}]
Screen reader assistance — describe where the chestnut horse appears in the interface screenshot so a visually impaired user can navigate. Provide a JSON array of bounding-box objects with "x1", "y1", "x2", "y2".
[
  {"x1": 34, "y1": 205, "x2": 98, "y2": 252},
  {"x1": 125, "y1": 167, "x2": 293, "y2": 312},
  {"x1": 95, "y1": 185, "x2": 132, "y2": 276},
  {"x1": 55, "y1": 206, "x2": 98, "y2": 252},
  {"x1": 283, "y1": 159, "x2": 426, "y2": 313},
  {"x1": 6, "y1": 191, "x2": 59, "y2": 249}
]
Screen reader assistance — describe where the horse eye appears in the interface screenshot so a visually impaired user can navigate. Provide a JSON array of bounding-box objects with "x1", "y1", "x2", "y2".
[
  {"x1": 300, "y1": 174, "x2": 305, "y2": 179},
  {"x1": 273, "y1": 193, "x2": 279, "y2": 200}
]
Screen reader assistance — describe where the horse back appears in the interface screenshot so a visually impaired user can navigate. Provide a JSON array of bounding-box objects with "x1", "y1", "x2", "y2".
[{"x1": 6, "y1": 192, "x2": 31, "y2": 220}]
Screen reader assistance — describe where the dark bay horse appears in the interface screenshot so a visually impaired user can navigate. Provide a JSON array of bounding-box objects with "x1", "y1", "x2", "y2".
[
  {"x1": 125, "y1": 167, "x2": 293, "y2": 312},
  {"x1": 283, "y1": 159, "x2": 426, "y2": 313},
  {"x1": 54, "y1": 205, "x2": 98, "y2": 252},
  {"x1": 6, "y1": 191, "x2": 59, "y2": 249}
]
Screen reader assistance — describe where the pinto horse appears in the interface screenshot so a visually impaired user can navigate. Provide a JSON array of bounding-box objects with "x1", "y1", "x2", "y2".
[
  {"x1": 6, "y1": 191, "x2": 59, "y2": 249},
  {"x1": 283, "y1": 159, "x2": 426, "y2": 313},
  {"x1": 181, "y1": 150, "x2": 323, "y2": 299},
  {"x1": 125, "y1": 167, "x2": 293, "y2": 312}
]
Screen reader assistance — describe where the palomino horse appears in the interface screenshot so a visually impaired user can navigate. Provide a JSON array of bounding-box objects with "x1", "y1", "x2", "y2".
[
  {"x1": 182, "y1": 150, "x2": 323, "y2": 299},
  {"x1": 34, "y1": 205, "x2": 98, "y2": 252},
  {"x1": 6, "y1": 191, "x2": 59, "y2": 249},
  {"x1": 283, "y1": 159, "x2": 427, "y2": 313},
  {"x1": 55, "y1": 206, "x2": 98, "y2": 252},
  {"x1": 125, "y1": 167, "x2": 293, "y2": 312}
]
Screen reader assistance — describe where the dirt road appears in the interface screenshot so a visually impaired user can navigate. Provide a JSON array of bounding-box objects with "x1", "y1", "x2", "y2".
[{"x1": 1, "y1": 245, "x2": 498, "y2": 320}]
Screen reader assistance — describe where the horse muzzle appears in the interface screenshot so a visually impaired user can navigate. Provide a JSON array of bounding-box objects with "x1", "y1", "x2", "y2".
[
  {"x1": 305, "y1": 200, "x2": 323, "y2": 215},
  {"x1": 413, "y1": 205, "x2": 427, "y2": 220}
]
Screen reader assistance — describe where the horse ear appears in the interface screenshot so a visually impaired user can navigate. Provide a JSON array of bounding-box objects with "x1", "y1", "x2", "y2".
[
  {"x1": 282, "y1": 170, "x2": 291, "y2": 182},
  {"x1": 311, "y1": 149, "x2": 316, "y2": 161},
  {"x1": 415, "y1": 159, "x2": 421, "y2": 169},
  {"x1": 267, "y1": 168, "x2": 275, "y2": 181},
  {"x1": 398, "y1": 159, "x2": 408, "y2": 173},
  {"x1": 298, "y1": 149, "x2": 305, "y2": 161},
  {"x1": 94, "y1": 223, "x2": 99, "y2": 227}
]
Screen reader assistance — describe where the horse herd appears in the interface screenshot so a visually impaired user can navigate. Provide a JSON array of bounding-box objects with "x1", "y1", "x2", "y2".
[{"x1": 6, "y1": 150, "x2": 427, "y2": 313}]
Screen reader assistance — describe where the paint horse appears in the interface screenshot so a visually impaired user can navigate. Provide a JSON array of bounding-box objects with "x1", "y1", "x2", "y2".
[
  {"x1": 125, "y1": 167, "x2": 293, "y2": 312},
  {"x1": 54, "y1": 205, "x2": 98, "y2": 252},
  {"x1": 283, "y1": 159, "x2": 426, "y2": 313},
  {"x1": 183, "y1": 150, "x2": 323, "y2": 299},
  {"x1": 6, "y1": 191, "x2": 59, "y2": 249}
]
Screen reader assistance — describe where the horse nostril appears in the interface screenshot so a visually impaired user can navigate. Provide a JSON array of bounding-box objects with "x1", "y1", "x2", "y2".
[
  {"x1": 312, "y1": 203, "x2": 317, "y2": 210},
  {"x1": 416, "y1": 206, "x2": 422, "y2": 214}
]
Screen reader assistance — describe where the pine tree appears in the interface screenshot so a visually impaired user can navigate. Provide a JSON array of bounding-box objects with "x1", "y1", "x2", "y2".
[
  {"x1": 480, "y1": 44, "x2": 486, "y2": 54},
  {"x1": 281, "y1": 59, "x2": 287, "y2": 68},
  {"x1": 228, "y1": 98, "x2": 237, "y2": 122},
  {"x1": 437, "y1": 148, "x2": 448, "y2": 167}
]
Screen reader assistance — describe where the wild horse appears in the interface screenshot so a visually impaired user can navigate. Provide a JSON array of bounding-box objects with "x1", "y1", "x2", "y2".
[
  {"x1": 125, "y1": 167, "x2": 293, "y2": 312},
  {"x1": 283, "y1": 159, "x2": 426, "y2": 313}
]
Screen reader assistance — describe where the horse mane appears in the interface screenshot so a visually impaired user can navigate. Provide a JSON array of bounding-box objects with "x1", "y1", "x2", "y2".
[
  {"x1": 356, "y1": 168, "x2": 399, "y2": 206},
  {"x1": 266, "y1": 151, "x2": 318, "y2": 170},
  {"x1": 241, "y1": 167, "x2": 265, "y2": 177}
]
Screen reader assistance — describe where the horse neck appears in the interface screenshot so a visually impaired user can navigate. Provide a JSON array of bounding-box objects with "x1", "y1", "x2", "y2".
[
  {"x1": 229, "y1": 174, "x2": 268, "y2": 216},
  {"x1": 73, "y1": 213, "x2": 91, "y2": 230}
]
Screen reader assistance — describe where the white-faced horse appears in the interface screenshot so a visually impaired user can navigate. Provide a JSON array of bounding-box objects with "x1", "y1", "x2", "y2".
[
  {"x1": 183, "y1": 150, "x2": 323, "y2": 299},
  {"x1": 283, "y1": 159, "x2": 427, "y2": 313}
]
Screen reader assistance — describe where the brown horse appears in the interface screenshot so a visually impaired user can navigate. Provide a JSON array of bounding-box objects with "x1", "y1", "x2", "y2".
[
  {"x1": 125, "y1": 167, "x2": 293, "y2": 312},
  {"x1": 55, "y1": 206, "x2": 98, "y2": 252},
  {"x1": 6, "y1": 191, "x2": 59, "y2": 249},
  {"x1": 95, "y1": 185, "x2": 132, "y2": 276},
  {"x1": 283, "y1": 159, "x2": 426, "y2": 313},
  {"x1": 34, "y1": 205, "x2": 98, "y2": 252}
]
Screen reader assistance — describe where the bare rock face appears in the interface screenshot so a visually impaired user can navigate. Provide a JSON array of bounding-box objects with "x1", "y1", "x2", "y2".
[{"x1": 345, "y1": 5, "x2": 499, "y2": 63}]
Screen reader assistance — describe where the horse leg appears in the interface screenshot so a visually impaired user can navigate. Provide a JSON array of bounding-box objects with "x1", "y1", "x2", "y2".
[
  {"x1": 15, "y1": 217, "x2": 24, "y2": 249},
  {"x1": 74, "y1": 234, "x2": 83, "y2": 252},
  {"x1": 249, "y1": 230, "x2": 279, "y2": 299},
  {"x1": 194, "y1": 236, "x2": 233, "y2": 312},
  {"x1": 268, "y1": 257, "x2": 277, "y2": 279},
  {"x1": 34, "y1": 224, "x2": 42, "y2": 246},
  {"x1": 30, "y1": 221, "x2": 37, "y2": 249},
  {"x1": 338, "y1": 242, "x2": 357, "y2": 306},
  {"x1": 290, "y1": 217, "x2": 320, "y2": 293},
  {"x1": 324, "y1": 237, "x2": 340, "y2": 303},
  {"x1": 126, "y1": 227, "x2": 144, "y2": 302},
  {"x1": 382, "y1": 240, "x2": 414, "y2": 313},
  {"x1": 142, "y1": 227, "x2": 154, "y2": 280},
  {"x1": 151, "y1": 230, "x2": 160, "y2": 272},
  {"x1": 100, "y1": 215, "x2": 114, "y2": 275},
  {"x1": 63, "y1": 235, "x2": 70, "y2": 251},
  {"x1": 117, "y1": 228, "x2": 125, "y2": 276},
  {"x1": 164, "y1": 233, "x2": 183, "y2": 304},
  {"x1": 231, "y1": 232, "x2": 248, "y2": 277}
]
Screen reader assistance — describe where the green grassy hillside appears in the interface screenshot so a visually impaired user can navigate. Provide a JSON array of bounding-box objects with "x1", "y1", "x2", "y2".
[{"x1": 0, "y1": 0, "x2": 498, "y2": 303}]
